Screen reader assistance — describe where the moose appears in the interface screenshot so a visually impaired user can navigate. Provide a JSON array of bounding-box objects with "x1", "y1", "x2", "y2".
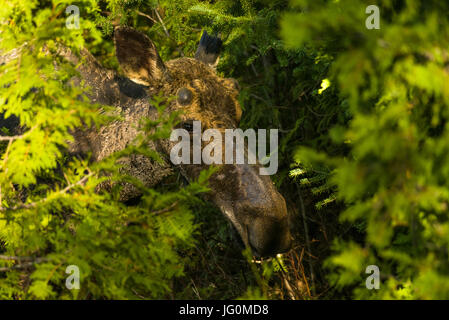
[{"x1": 1, "y1": 27, "x2": 292, "y2": 257}]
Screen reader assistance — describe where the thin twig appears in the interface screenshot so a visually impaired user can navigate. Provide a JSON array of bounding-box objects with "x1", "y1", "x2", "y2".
[
  {"x1": 0, "y1": 172, "x2": 94, "y2": 212},
  {"x1": 0, "y1": 256, "x2": 49, "y2": 272},
  {"x1": 0, "y1": 255, "x2": 41, "y2": 261},
  {"x1": 296, "y1": 182, "x2": 316, "y2": 296},
  {"x1": 0, "y1": 262, "x2": 35, "y2": 272},
  {"x1": 296, "y1": 248, "x2": 311, "y2": 297},
  {"x1": 276, "y1": 255, "x2": 296, "y2": 300},
  {"x1": 0, "y1": 134, "x2": 25, "y2": 141},
  {"x1": 0, "y1": 124, "x2": 38, "y2": 142},
  {"x1": 153, "y1": 8, "x2": 184, "y2": 57},
  {"x1": 283, "y1": 277, "x2": 296, "y2": 300},
  {"x1": 136, "y1": 10, "x2": 157, "y2": 24},
  {"x1": 2, "y1": 139, "x2": 12, "y2": 174},
  {"x1": 190, "y1": 279, "x2": 202, "y2": 300},
  {"x1": 303, "y1": 100, "x2": 334, "y2": 117},
  {"x1": 154, "y1": 8, "x2": 170, "y2": 38},
  {"x1": 151, "y1": 200, "x2": 179, "y2": 215}
]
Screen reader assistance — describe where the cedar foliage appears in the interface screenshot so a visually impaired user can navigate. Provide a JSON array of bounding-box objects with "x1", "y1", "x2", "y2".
[
  {"x1": 1, "y1": 0, "x2": 448, "y2": 300},
  {"x1": 0, "y1": 0, "x2": 212, "y2": 299},
  {"x1": 282, "y1": 0, "x2": 449, "y2": 299}
]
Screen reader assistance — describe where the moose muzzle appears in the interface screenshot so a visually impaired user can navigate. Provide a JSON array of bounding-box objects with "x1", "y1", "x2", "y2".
[{"x1": 207, "y1": 163, "x2": 292, "y2": 257}]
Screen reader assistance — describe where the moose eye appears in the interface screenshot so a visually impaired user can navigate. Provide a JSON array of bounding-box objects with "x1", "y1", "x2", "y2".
[{"x1": 177, "y1": 87, "x2": 193, "y2": 105}]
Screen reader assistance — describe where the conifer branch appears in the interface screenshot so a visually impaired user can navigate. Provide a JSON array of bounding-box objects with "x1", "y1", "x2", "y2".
[
  {"x1": 0, "y1": 255, "x2": 49, "y2": 272},
  {"x1": 0, "y1": 172, "x2": 94, "y2": 212},
  {"x1": 136, "y1": 10, "x2": 157, "y2": 24},
  {"x1": 154, "y1": 8, "x2": 170, "y2": 38}
]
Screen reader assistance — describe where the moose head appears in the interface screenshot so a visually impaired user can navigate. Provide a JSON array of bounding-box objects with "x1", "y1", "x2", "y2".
[{"x1": 69, "y1": 27, "x2": 292, "y2": 257}]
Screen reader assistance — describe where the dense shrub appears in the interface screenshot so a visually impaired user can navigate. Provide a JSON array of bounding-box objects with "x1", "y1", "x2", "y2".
[
  {"x1": 0, "y1": 0, "x2": 212, "y2": 299},
  {"x1": 2, "y1": 0, "x2": 448, "y2": 300},
  {"x1": 282, "y1": 0, "x2": 449, "y2": 299}
]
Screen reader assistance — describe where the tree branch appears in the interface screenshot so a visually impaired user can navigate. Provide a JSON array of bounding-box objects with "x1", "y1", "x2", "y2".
[
  {"x1": 296, "y1": 182, "x2": 316, "y2": 297},
  {"x1": 136, "y1": 10, "x2": 157, "y2": 24},
  {"x1": 0, "y1": 172, "x2": 94, "y2": 212},
  {"x1": 154, "y1": 8, "x2": 170, "y2": 38},
  {"x1": 0, "y1": 255, "x2": 49, "y2": 272},
  {"x1": 0, "y1": 124, "x2": 38, "y2": 142}
]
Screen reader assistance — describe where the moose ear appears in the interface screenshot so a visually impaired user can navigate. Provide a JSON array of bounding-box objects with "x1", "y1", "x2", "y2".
[
  {"x1": 114, "y1": 27, "x2": 169, "y2": 86},
  {"x1": 195, "y1": 31, "x2": 223, "y2": 68}
]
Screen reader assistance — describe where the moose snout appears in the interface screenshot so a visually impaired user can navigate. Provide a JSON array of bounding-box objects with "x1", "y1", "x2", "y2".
[
  {"x1": 209, "y1": 163, "x2": 293, "y2": 257},
  {"x1": 247, "y1": 216, "x2": 292, "y2": 257}
]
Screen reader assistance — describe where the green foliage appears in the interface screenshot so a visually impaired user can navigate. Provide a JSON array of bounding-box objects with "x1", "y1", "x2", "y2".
[
  {"x1": 0, "y1": 0, "x2": 352, "y2": 300},
  {"x1": 4, "y1": 0, "x2": 447, "y2": 301},
  {"x1": 282, "y1": 0, "x2": 449, "y2": 299},
  {"x1": 0, "y1": 0, "x2": 214, "y2": 299}
]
